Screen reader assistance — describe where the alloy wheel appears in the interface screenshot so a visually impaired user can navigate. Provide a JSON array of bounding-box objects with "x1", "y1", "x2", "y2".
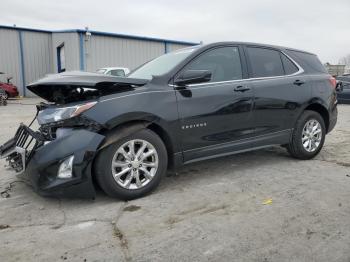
[
  {"x1": 111, "y1": 139, "x2": 159, "y2": 190},
  {"x1": 301, "y1": 119, "x2": 322, "y2": 152}
]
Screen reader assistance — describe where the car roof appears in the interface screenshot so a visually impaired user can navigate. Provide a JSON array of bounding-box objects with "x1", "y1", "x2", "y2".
[{"x1": 190, "y1": 41, "x2": 316, "y2": 56}]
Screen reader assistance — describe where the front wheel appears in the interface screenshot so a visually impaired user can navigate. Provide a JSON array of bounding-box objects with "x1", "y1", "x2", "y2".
[
  {"x1": 94, "y1": 129, "x2": 168, "y2": 200},
  {"x1": 287, "y1": 110, "x2": 326, "y2": 160}
]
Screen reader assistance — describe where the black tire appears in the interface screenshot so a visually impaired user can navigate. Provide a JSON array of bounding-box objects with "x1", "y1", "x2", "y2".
[
  {"x1": 0, "y1": 91, "x2": 8, "y2": 100},
  {"x1": 94, "y1": 129, "x2": 168, "y2": 200},
  {"x1": 4, "y1": 91, "x2": 9, "y2": 100},
  {"x1": 287, "y1": 110, "x2": 326, "y2": 160}
]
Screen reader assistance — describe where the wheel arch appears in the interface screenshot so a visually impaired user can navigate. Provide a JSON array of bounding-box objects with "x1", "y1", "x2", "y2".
[
  {"x1": 98, "y1": 117, "x2": 176, "y2": 169},
  {"x1": 303, "y1": 102, "x2": 330, "y2": 132}
]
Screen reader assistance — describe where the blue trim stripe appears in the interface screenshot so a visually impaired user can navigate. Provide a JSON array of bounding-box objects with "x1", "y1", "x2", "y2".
[
  {"x1": 74, "y1": 30, "x2": 198, "y2": 46},
  {"x1": 79, "y1": 33, "x2": 85, "y2": 70},
  {"x1": 1, "y1": 25, "x2": 51, "y2": 34},
  {"x1": 18, "y1": 31, "x2": 26, "y2": 96},
  {"x1": 0, "y1": 25, "x2": 198, "y2": 46},
  {"x1": 164, "y1": 42, "x2": 170, "y2": 53}
]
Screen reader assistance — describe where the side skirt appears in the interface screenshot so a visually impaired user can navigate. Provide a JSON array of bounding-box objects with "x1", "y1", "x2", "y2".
[{"x1": 178, "y1": 129, "x2": 292, "y2": 166}]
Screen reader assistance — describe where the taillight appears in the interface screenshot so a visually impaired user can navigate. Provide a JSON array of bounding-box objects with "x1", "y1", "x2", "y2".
[{"x1": 329, "y1": 76, "x2": 337, "y2": 89}]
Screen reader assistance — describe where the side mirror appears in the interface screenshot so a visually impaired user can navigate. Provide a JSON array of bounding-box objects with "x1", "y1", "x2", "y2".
[
  {"x1": 7, "y1": 77, "x2": 13, "y2": 84},
  {"x1": 174, "y1": 70, "x2": 212, "y2": 86}
]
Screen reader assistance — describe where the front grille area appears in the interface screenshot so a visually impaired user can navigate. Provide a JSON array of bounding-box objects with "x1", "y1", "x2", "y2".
[
  {"x1": 15, "y1": 124, "x2": 44, "y2": 159},
  {"x1": 0, "y1": 124, "x2": 44, "y2": 173}
]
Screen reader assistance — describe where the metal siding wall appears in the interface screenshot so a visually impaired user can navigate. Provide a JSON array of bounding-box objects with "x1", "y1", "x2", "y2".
[
  {"x1": 168, "y1": 43, "x2": 193, "y2": 52},
  {"x1": 0, "y1": 27, "x2": 196, "y2": 96},
  {"x1": 52, "y1": 33, "x2": 80, "y2": 72},
  {"x1": 0, "y1": 29, "x2": 22, "y2": 95},
  {"x1": 22, "y1": 31, "x2": 52, "y2": 96},
  {"x1": 85, "y1": 35, "x2": 165, "y2": 72}
]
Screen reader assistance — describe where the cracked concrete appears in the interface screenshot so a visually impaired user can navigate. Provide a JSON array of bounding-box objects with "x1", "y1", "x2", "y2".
[
  {"x1": 0, "y1": 99, "x2": 350, "y2": 262},
  {"x1": 112, "y1": 220, "x2": 131, "y2": 261}
]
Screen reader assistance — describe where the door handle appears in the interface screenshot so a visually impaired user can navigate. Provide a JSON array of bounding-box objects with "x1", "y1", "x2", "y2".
[
  {"x1": 293, "y1": 79, "x2": 305, "y2": 86},
  {"x1": 234, "y1": 85, "x2": 251, "y2": 92}
]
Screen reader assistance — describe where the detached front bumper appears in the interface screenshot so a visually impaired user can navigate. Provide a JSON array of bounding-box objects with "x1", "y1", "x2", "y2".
[{"x1": 1, "y1": 125, "x2": 105, "y2": 198}]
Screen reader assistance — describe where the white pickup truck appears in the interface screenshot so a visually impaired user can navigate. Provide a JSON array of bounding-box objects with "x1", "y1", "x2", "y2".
[{"x1": 96, "y1": 67, "x2": 130, "y2": 77}]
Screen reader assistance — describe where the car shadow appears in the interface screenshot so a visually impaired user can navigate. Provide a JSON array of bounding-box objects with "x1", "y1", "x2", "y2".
[
  {"x1": 2, "y1": 146, "x2": 292, "y2": 206},
  {"x1": 153, "y1": 145, "x2": 296, "y2": 197}
]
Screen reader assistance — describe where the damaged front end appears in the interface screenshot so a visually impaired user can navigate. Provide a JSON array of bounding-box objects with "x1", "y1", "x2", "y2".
[
  {"x1": 0, "y1": 101, "x2": 106, "y2": 198},
  {"x1": 0, "y1": 71, "x2": 149, "y2": 198},
  {"x1": 0, "y1": 124, "x2": 44, "y2": 174}
]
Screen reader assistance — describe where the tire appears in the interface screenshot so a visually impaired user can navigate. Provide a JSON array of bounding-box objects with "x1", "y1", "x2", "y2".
[
  {"x1": 287, "y1": 110, "x2": 326, "y2": 160},
  {"x1": 94, "y1": 128, "x2": 168, "y2": 200}
]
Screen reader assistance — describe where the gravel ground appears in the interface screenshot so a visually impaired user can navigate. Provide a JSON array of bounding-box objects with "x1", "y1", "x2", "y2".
[{"x1": 0, "y1": 99, "x2": 349, "y2": 262}]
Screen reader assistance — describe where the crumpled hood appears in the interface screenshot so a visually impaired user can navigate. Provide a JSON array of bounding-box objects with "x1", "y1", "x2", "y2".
[{"x1": 27, "y1": 71, "x2": 149, "y2": 104}]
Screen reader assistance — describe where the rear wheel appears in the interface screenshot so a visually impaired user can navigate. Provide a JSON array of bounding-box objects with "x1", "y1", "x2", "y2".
[
  {"x1": 94, "y1": 129, "x2": 167, "y2": 200},
  {"x1": 287, "y1": 110, "x2": 326, "y2": 159}
]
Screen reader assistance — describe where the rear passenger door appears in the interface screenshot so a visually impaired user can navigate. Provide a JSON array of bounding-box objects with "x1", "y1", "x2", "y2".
[{"x1": 245, "y1": 46, "x2": 311, "y2": 137}]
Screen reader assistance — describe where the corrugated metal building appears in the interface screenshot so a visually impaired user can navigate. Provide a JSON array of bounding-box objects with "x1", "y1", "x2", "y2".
[{"x1": 0, "y1": 25, "x2": 197, "y2": 96}]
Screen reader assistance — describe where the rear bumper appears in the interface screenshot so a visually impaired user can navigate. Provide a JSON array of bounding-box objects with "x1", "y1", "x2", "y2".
[
  {"x1": 328, "y1": 103, "x2": 337, "y2": 133},
  {"x1": 1, "y1": 127, "x2": 105, "y2": 198}
]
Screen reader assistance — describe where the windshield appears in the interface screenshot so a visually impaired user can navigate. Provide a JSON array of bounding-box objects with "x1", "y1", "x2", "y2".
[{"x1": 128, "y1": 47, "x2": 198, "y2": 80}]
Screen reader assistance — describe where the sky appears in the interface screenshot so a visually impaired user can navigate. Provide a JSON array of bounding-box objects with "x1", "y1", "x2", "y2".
[{"x1": 1, "y1": 0, "x2": 349, "y2": 64}]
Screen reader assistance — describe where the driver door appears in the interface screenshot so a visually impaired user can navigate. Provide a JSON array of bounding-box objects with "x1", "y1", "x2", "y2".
[{"x1": 174, "y1": 46, "x2": 255, "y2": 162}]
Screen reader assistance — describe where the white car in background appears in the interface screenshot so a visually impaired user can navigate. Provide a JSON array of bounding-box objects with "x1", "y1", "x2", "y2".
[{"x1": 96, "y1": 67, "x2": 130, "y2": 77}]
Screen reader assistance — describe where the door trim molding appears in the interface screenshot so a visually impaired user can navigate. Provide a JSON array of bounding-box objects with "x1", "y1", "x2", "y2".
[{"x1": 183, "y1": 129, "x2": 292, "y2": 163}]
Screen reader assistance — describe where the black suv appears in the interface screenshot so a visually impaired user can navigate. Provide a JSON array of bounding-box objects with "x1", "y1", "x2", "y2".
[{"x1": 0, "y1": 42, "x2": 338, "y2": 200}]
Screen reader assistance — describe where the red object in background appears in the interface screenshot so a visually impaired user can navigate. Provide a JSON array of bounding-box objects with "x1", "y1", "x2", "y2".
[
  {"x1": 329, "y1": 76, "x2": 337, "y2": 89},
  {"x1": 0, "y1": 81, "x2": 19, "y2": 99}
]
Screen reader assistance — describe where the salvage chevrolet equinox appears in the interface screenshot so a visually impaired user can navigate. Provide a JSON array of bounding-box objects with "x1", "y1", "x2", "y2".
[{"x1": 0, "y1": 42, "x2": 338, "y2": 200}]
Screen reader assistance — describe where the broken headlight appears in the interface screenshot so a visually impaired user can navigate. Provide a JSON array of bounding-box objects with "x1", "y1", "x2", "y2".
[{"x1": 37, "y1": 101, "x2": 97, "y2": 125}]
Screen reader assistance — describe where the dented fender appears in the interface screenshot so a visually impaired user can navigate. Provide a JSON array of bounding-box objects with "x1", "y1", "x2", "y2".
[{"x1": 98, "y1": 122, "x2": 151, "y2": 151}]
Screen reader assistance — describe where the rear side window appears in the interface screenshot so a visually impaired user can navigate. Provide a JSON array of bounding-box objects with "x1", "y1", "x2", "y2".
[
  {"x1": 185, "y1": 46, "x2": 243, "y2": 82},
  {"x1": 281, "y1": 54, "x2": 299, "y2": 75},
  {"x1": 246, "y1": 47, "x2": 284, "y2": 77},
  {"x1": 286, "y1": 50, "x2": 327, "y2": 74}
]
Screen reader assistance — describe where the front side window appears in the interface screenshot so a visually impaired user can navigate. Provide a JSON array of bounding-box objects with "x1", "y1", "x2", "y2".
[
  {"x1": 184, "y1": 46, "x2": 243, "y2": 82},
  {"x1": 247, "y1": 47, "x2": 284, "y2": 78}
]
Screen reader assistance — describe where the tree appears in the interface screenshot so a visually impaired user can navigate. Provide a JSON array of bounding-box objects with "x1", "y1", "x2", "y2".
[{"x1": 339, "y1": 54, "x2": 350, "y2": 66}]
